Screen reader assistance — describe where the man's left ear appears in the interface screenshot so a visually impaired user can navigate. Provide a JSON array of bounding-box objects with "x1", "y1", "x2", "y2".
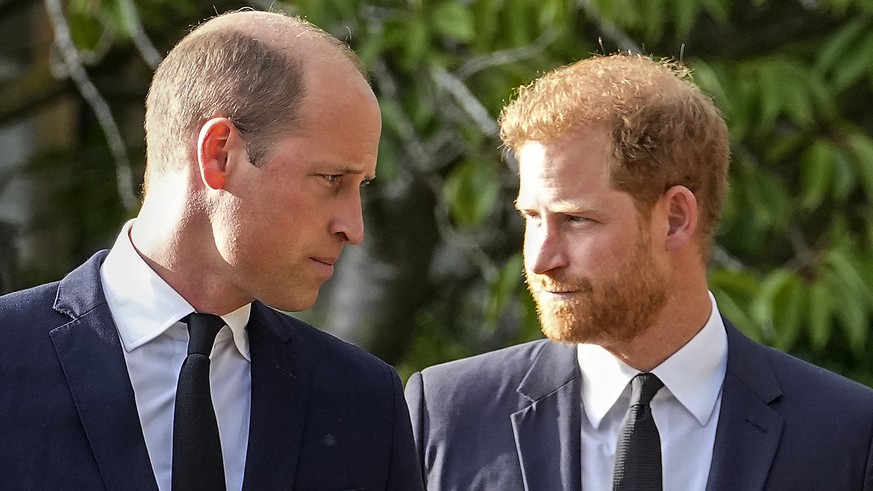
[{"x1": 661, "y1": 185, "x2": 698, "y2": 251}]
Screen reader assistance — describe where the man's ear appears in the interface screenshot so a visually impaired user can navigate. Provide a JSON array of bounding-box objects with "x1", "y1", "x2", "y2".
[
  {"x1": 197, "y1": 117, "x2": 241, "y2": 190},
  {"x1": 662, "y1": 185, "x2": 698, "y2": 252}
]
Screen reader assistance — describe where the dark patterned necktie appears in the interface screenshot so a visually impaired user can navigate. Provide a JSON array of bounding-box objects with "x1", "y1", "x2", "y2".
[
  {"x1": 612, "y1": 372, "x2": 664, "y2": 491},
  {"x1": 172, "y1": 313, "x2": 226, "y2": 491}
]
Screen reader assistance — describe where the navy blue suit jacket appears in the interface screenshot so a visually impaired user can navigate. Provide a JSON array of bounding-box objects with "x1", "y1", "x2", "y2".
[
  {"x1": 0, "y1": 251, "x2": 423, "y2": 490},
  {"x1": 406, "y1": 321, "x2": 873, "y2": 490}
]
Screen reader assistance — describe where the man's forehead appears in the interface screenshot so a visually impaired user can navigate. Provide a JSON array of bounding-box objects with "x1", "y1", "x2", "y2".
[{"x1": 516, "y1": 140, "x2": 573, "y2": 182}]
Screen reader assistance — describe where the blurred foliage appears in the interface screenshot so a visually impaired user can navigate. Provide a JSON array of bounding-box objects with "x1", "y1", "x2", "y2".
[{"x1": 2, "y1": 0, "x2": 873, "y2": 386}]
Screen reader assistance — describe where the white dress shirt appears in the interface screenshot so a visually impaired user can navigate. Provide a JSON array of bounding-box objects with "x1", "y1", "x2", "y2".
[
  {"x1": 100, "y1": 220, "x2": 252, "y2": 491},
  {"x1": 577, "y1": 293, "x2": 728, "y2": 491}
]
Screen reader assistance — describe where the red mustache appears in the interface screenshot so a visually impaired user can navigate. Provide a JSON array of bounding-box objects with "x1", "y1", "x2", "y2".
[{"x1": 527, "y1": 274, "x2": 594, "y2": 294}]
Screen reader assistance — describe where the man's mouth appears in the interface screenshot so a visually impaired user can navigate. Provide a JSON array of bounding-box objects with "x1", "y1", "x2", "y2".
[{"x1": 312, "y1": 256, "x2": 337, "y2": 267}]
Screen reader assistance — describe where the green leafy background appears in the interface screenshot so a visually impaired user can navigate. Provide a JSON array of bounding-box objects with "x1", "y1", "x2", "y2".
[{"x1": 2, "y1": 0, "x2": 873, "y2": 385}]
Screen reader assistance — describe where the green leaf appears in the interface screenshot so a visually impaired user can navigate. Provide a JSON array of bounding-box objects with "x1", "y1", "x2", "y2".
[
  {"x1": 443, "y1": 160, "x2": 500, "y2": 227},
  {"x1": 833, "y1": 29, "x2": 873, "y2": 91},
  {"x1": 672, "y1": 0, "x2": 702, "y2": 38},
  {"x1": 807, "y1": 280, "x2": 835, "y2": 351},
  {"x1": 830, "y1": 278, "x2": 869, "y2": 355},
  {"x1": 637, "y1": 0, "x2": 666, "y2": 41},
  {"x1": 485, "y1": 253, "x2": 524, "y2": 328},
  {"x1": 67, "y1": 8, "x2": 105, "y2": 52},
  {"x1": 432, "y1": 2, "x2": 476, "y2": 43},
  {"x1": 815, "y1": 18, "x2": 869, "y2": 75},
  {"x1": 727, "y1": 66, "x2": 758, "y2": 141},
  {"x1": 702, "y1": 0, "x2": 731, "y2": 24},
  {"x1": 689, "y1": 60, "x2": 730, "y2": 114},
  {"x1": 831, "y1": 148, "x2": 857, "y2": 201},
  {"x1": 800, "y1": 139, "x2": 835, "y2": 210},
  {"x1": 710, "y1": 282, "x2": 761, "y2": 341},
  {"x1": 709, "y1": 268, "x2": 761, "y2": 297},
  {"x1": 356, "y1": 30, "x2": 384, "y2": 68},
  {"x1": 739, "y1": 166, "x2": 791, "y2": 232},
  {"x1": 375, "y1": 136, "x2": 400, "y2": 182},
  {"x1": 846, "y1": 133, "x2": 873, "y2": 200},
  {"x1": 806, "y1": 70, "x2": 838, "y2": 121},
  {"x1": 779, "y1": 68, "x2": 815, "y2": 126},
  {"x1": 825, "y1": 249, "x2": 873, "y2": 301},
  {"x1": 504, "y1": 0, "x2": 539, "y2": 45},
  {"x1": 751, "y1": 270, "x2": 798, "y2": 345},
  {"x1": 403, "y1": 17, "x2": 431, "y2": 70},
  {"x1": 378, "y1": 98, "x2": 408, "y2": 140},
  {"x1": 773, "y1": 273, "x2": 806, "y2": 351},
  {"x1": 822, "y1": 250, "x2": 873, "y2": 355},
  {"x1": 754, "y1": 60, "x2": 786, "y2": 136},
  {"x1": 472, "y1": 0, "x2": 500, "y2": 51}
]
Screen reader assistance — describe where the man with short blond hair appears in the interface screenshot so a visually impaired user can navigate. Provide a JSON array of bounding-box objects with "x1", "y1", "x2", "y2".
[
  {"x1": 1, "y1": 10, "x2": 422, "y2": 490},
  {"x1": 406, "y1": 54, "x2": 873, "y2": 490}
]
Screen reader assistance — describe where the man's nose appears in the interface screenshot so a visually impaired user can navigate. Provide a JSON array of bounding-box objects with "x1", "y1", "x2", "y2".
[
  {"x1": 331, "y1": 192, "x2": 365, "y2": 245},
  {"x1": 526, "y1": 221, "x2": 568, "y2": 275}
]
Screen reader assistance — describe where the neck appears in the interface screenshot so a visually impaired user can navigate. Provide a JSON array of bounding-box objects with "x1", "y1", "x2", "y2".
[{"x1": 131, "y1": 181, "x2": 252, "y2": 315}]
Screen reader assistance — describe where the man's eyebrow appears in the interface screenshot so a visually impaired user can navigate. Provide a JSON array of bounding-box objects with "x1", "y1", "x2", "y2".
[
  {"x1": 513, "y1": 199, "x2": 588, "y2": 213},
  {"x1": 334, "y1": 165, "x2": 363, "y2": 174}
]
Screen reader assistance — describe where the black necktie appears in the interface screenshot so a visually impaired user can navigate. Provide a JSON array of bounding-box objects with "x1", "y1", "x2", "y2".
[
  {"x1": 172, "y1": 313, "x2": 226, "y2": 491},
  {"x1": 613, "y1": 372, "x2": 664, "y2": 491}
]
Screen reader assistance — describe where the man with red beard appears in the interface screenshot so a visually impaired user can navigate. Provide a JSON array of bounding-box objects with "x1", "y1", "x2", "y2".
[{"x1": 405, "y1": 53, "x2": 873, "y2": 490}]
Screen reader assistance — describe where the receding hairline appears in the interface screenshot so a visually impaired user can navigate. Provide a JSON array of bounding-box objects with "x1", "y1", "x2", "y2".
[{"x1": 186, "y1": 10, "x2": 366, "y2": 78}]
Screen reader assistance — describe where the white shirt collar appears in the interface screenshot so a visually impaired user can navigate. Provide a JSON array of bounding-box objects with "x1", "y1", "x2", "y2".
[
  {"x1": 100, "y1": 219, "x2": 251, "y2": 361},
  {"x1": 577, "y1": 292, "x2": 728, "y2": 428}
]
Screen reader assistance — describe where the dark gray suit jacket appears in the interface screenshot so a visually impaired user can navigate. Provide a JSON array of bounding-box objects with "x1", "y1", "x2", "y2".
[
  {"x1": 406, "y1": 321, "x2": 873, "y2": 490},
  {"x1": 0, "y1": 251, "x2": 424, "y2": 490}
]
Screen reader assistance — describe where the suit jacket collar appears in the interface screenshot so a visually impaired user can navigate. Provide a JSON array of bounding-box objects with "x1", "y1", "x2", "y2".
[
  {"x1": 510, "y1": 320, "x2": 785, "y2": 491},
  {"x1": 512, "y1": 340, "x2": 582, "y2": 491},
  {"x1": 241, "y1": 302, "x2": 309, "y2": 490},
  {"x1": 706, "y1": 317, "x2": 783, "y2": 491},
  {"x1": 50, "y1": 251, "x2": 159, "y2": 491},
  {"x1": 50, "y1": 251, "x2": 312, "y2": 490}
]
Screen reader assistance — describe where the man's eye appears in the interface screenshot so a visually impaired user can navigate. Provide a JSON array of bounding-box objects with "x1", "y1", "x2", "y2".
[{"x1": 322, "y1": 174, "x2": 343, "y2": 184}]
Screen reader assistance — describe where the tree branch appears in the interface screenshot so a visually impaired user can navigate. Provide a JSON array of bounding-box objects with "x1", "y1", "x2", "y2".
[
  {"x1": 118, "y1": 0, "x2": 162, "y2": 69},
  {"x1": 456, "y1": 29, "x2": 559, "y2": 80},
  {"x1": 431, "y1": 65, "x2": 498, "y2": 137},
  {"x1": 43, "y1": 0, "x2": 139, "y2": 211}
]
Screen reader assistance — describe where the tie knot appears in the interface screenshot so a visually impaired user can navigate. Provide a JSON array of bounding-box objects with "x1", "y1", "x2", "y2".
[
  {"x1": 630, "y1": 373, "x2": 663, "y2": 406},
  {"x1": 184, "y1": 313, "x2": 225, "y2": 355}
]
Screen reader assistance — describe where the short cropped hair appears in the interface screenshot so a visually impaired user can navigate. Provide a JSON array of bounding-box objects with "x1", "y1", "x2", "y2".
[
  {"x1": 143, "y1": 13, "x2": 365, "y2": 186},
  {"x1": 499, "y1": 53, "x2": 730, "y2": 251}
]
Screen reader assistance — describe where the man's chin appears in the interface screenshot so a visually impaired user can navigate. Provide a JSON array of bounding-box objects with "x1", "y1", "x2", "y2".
[
  {"x1": 540, "y1": 316, "x2": 601, "y2": 345},
  {"x1": 265, "y1": 290, "x2": 320, "y2": 313}
]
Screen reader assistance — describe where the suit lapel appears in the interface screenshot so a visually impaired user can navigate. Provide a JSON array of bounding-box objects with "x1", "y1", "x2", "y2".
[
  {"x1": 706, "y1": 319, "x2": 783, "y2": 491},
  {"x1": 49, "y1": 252, "x2": 158, "y2": 491},
  {"x1": 511, "y1": 341, "x2": 581, "y2": 491},
  {"x1": 242, "y1": 303, "x2": 309, "y2": 490}
]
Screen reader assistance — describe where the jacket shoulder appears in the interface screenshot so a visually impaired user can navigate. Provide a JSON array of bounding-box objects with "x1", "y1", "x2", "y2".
[
  {"x1": 421, "y1": 338, "x2": 554, "y2": 380},
  {"x1": 0, "y1": 281, "x2": 66, "y2": 330},
  {"x1": 252, "y1": 302, "x2": 399, "y2": 383},
  {"x1": 761, "y1": 341, "x2": 873, "y2": 405},
  {"x1": 413, "y1": 339, "x2": 566, "y2": 410}
]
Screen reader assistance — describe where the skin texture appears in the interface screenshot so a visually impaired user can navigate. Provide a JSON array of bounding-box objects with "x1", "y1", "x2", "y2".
[
  {"x1": 516, "y1": 124, "x2": 712, "y2": 371},
  {"x1": 130, "y1": 11, "x2": 382, "y2": 315}
]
